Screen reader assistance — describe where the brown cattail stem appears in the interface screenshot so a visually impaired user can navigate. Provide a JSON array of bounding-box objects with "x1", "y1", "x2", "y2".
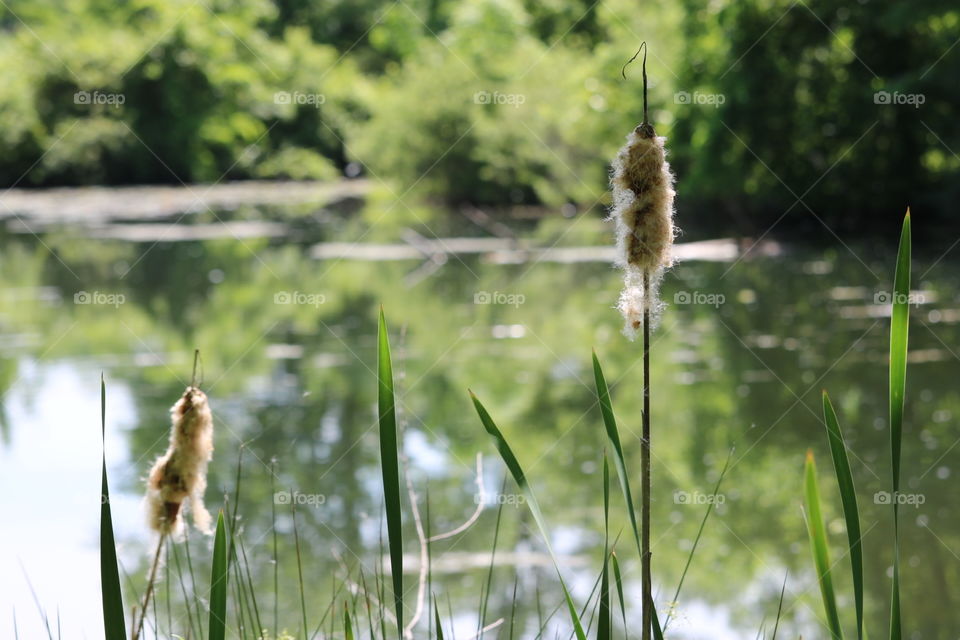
[
  {"x1": 131, "y1": 533, "x2": 167, "y2": 640},
  {"x1": 641, "y1": 269, "x2": 652, "y2": 640}
]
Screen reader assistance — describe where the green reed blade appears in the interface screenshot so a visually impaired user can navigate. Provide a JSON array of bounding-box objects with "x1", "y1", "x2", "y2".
[
  {"x1": 611, "y1": 552, "x2": 627, "y2": 634},
  {"x1": 822, "y1": 392, "x2": 863, "y2": 639},
  {"x1": 889, "y1": 211, "x2": 910, "y2": 640},
  {"x1": 435, "y1": 600, "x2": 445, "y2": 640},
  {"x1": 470, "y1": 391, "x2": 587, "y2": 640},
  {"x1": 344, "y1": 605, "x2": 354, "y2": 640},
  {"x1": 378, "y1": 308, "x2": 404, "y2": 636},
  {"x1": 598, "y1": 454, "x2": 611, "y2": 640},
  {"x1": 592, "y1": 352, "x2": 642, "y2": 559},
  {"x1": 803, "y1": 451, "x2": 843, "y2": 639},
  {"x1": 99, "y1": 377, "x2": 126, "y2": 640},
  {"x1": 208, "y1": 511, "x2": 228, "y2": 640}
]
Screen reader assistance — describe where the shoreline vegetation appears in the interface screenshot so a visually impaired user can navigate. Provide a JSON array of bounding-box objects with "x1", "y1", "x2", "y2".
[{"x1": 1, "y1": 3, "x2": 955, "y2": 234}]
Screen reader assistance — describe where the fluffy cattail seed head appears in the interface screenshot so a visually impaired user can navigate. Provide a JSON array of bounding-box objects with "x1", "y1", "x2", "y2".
[
  {"x1": 609, "y1": 123, "x2": 676, "y2": 338},
  {"x1": 145, "y1": 386, "x2": 214, "y2": 538}
]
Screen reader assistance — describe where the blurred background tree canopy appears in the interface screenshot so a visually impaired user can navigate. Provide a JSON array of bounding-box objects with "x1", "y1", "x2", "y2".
[{"x1": 1, "y1": 0, "x2": 956, "y2": 235}]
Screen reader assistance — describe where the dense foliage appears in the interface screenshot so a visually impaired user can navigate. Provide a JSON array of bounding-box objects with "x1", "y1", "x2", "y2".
[{"x1": 1, "y1": 0, "x2": 957, "y2": 232}]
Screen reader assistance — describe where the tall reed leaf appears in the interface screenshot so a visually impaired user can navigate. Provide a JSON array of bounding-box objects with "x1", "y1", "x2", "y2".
[
  {"x1": 378, "y1": 308, "x2": 404, "y2": 635},
  {"x1": 470, "y1": 392, "x2": 587, "y2": 640},
  {"x1": 592, "y1": 353, "x2": 641, "y2": 557},
  {"x1": 822, "y1": 392, "x2": 863, "y2": 639},
  {"x1": 803, "y1": 451, "x2": 843, "y2": 640},
  {"x1": 889, "y1": 211, "x2": 910, "y2": 640},
  {"x1": 99, "y1": 378, "x2": 126, "y2": 640},
  {"x1": 209, "y1": 511, "x2": 228, "y2": 640}
]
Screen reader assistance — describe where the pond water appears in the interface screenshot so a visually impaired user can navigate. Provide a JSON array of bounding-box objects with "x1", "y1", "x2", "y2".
[{"x1": 0, "y1": 204, "x2": 958, "y2": 639}]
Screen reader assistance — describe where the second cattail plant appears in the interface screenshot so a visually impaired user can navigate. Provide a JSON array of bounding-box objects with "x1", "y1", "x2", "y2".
[
  {"x1": 145, "y1": 383, "x2": 215, "y2": 537},
  {"x1": 132, "y1": 352, "x2": 214, "y2": 640},
  {"x1": 609, "y1": 43, "x2": 676, "y2": 640}
]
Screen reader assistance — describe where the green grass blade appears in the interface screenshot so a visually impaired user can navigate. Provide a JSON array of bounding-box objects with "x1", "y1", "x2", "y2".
[
  {"x1": 208, "y1": 511, "x2": 228, "y2": 640},
  {"x1": 99, "y1": 377, "x2": 126, "y2": 640},
  {"x1": 664, "y1": 448, "x2": 733, "y2": 632},
  {"x1": 592, "y1": 352, "x2": 642, "y2": 558},
  {"x1": 598, "y1": 454, "x2": 611, "y2": 640},
  {"x1": 651, "y1": 606, "x2": 664, "y2": 640},
  {"x1": 292, "y1": 504, "x2": 309, "y2": 638},
  {"x1": 771, "y1": 571, "x2": 787, "y2": 640},
  {"x1": 610, "y1": 552, "x2": 626, "y2": 634},
  {"x1": 470, "y1": 392, "x2": 587, "y2": 640},
  {"x1": 434, "y1": 600, "x2": 445, "y2": 640},
  {"x1": 822, "y1": 392, "x2": 863, "y2": 639},
  {"x1": 478, "y1": 476, "x2": 506, "y2": 638},
  {"x1": 803, "y1": 451, "x2": 843, "y2": 640},
  {"x1": 378, "y1": 308, "x2": 404, "y2": 636},
  {"x1": 344, "y1": 604, "x2": 354, "y2": 640},
  {"x1": 888, "y1": 210, "x2": 910, "y2": 640}
]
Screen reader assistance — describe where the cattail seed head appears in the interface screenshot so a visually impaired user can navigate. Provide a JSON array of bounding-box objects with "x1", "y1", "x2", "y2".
[
  {"x1": 609, "y1": 124, "x2": 676, "y2": 338},
  {"x1": 145, "y1": 386, "x2": 214, "y2": 538}
]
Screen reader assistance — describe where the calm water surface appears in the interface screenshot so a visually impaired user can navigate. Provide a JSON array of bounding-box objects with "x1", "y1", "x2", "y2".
[{"x1": 0, "y1": 206, "x2": 958, "y2": 639}]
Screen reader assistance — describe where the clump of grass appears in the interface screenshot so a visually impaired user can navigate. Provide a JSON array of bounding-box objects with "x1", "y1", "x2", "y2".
[
  {"x1": 804, "y1": 210, "x2": 911, "y2": 639},
  {"x1": 89, "y1": 214, "x2": 917, "y2": 640}
]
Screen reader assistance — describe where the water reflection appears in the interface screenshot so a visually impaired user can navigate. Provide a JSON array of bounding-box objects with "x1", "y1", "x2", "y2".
[{"x1": 1, "y1": 218, "x2": 958, "y2": 639}]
